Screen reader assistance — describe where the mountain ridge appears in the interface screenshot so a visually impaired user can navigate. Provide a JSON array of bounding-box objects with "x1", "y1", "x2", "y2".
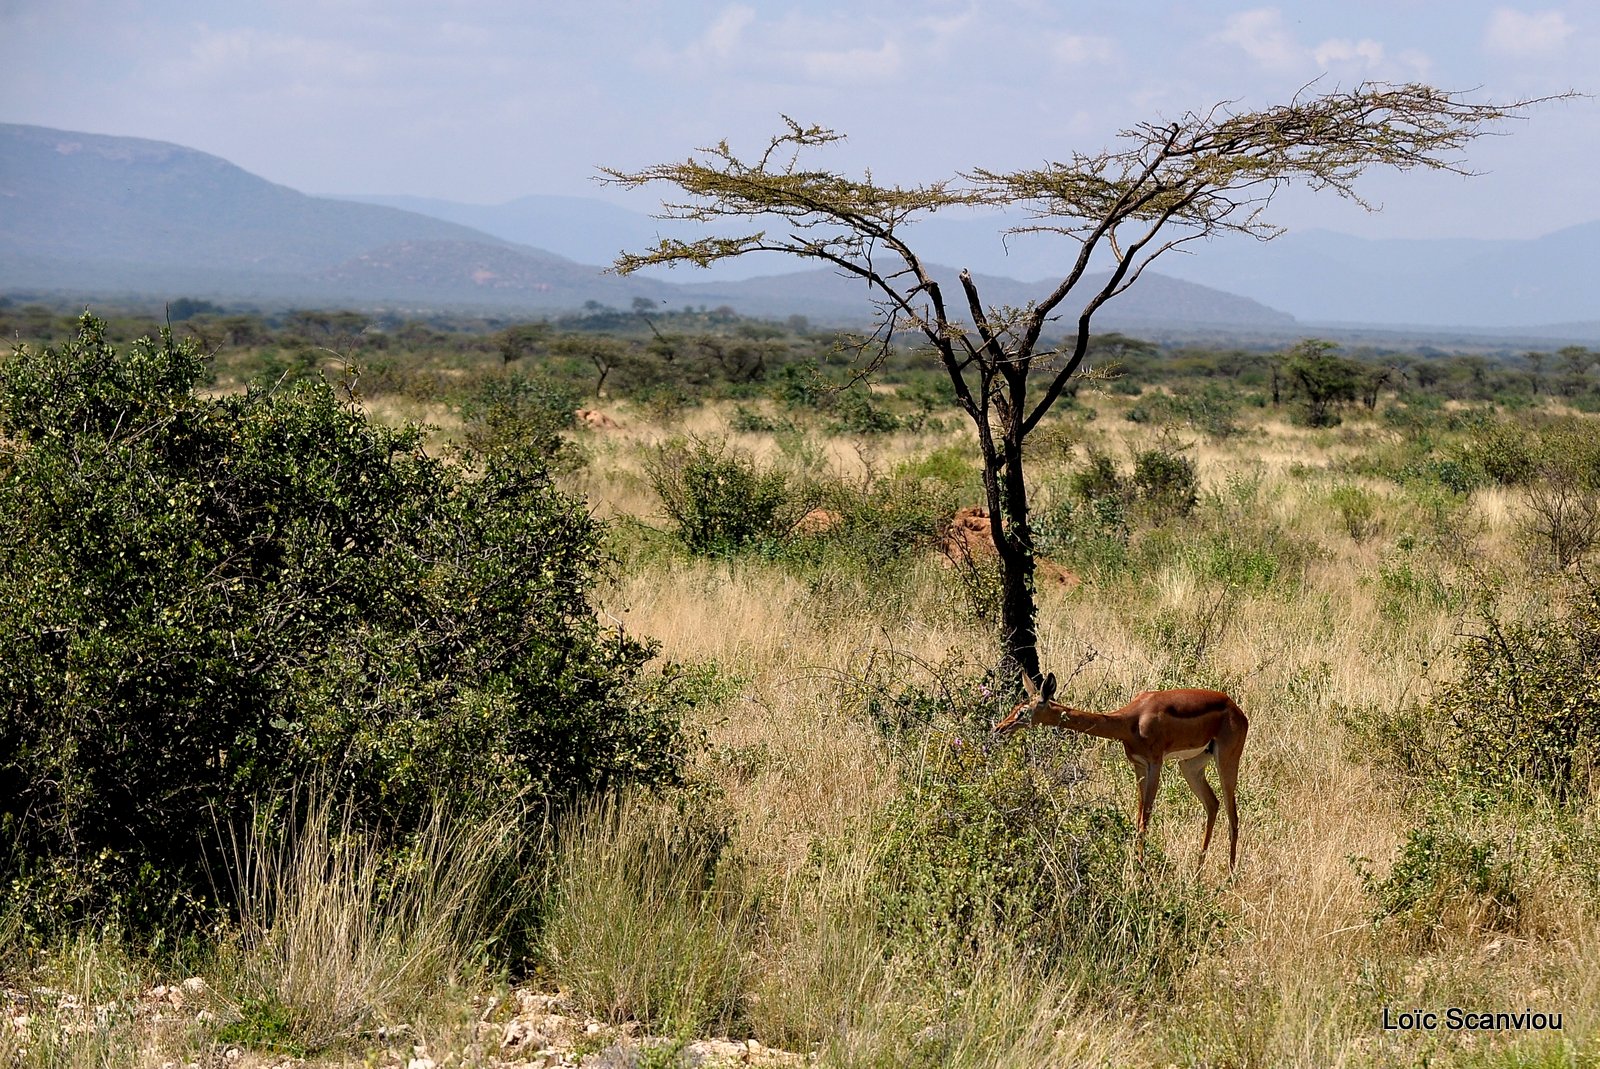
[{"x1": 7, "y1": 121, "x2": 1573, "y2": 335}]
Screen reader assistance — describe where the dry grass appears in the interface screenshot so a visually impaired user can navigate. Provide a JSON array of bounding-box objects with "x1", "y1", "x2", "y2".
[
  {"x1": 8, "y1": 392, "x2": 1596, "y2": 1068},
  {"x1": 552, "y1": 396, "x2": 1599, "y2": 1067}
]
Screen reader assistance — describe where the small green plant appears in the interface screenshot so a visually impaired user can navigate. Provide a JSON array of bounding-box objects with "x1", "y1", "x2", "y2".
[
  {"x1": 645, "y1": 436, "x2": 806, "y2": 556},
  {"x1": 1327, "y1": 483, "x2": 1381, "y2": 542},
  {"x1": 1355, "y1": 818, "x2": 1521, "y2": 945},
  {"x1": 458, "y1": 371, "x2": 577, "y2": 456},
  {"x1": 216, "y1": 995, "x2": 312, "y2": 1058},
  {"x1": 873, "y1": 715, "x2": 1223, "y2": 995}
]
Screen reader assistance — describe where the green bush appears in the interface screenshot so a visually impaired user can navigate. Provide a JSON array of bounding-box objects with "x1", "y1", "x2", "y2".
[
  {"x1": 1355, "y1": 817, "x2": 1521, "y2": 945},
  {"x1": 1033, "y1": 492, "x2": 1130, "y2": 577},
  {"x1": 830, "y1": 390, "x2": 901, "y2": 435},
  {"x1": 874, "y1": 721, "x2": 1223, "y2": 994},
  {"x1": 459, "y1": 371, "x2": 577, "y2": 457},
  {"x1": 1123, "y1": 385, "x2": 1242, "y2": 439},
  {"x1": 1461, "y1": 421, "x2": 1538, "y2": 486},
  {"x1": 645, "y1": 436, "x2": 805, "y2": 556},
  {"x1": 1131, "y1": 447, "x2": 1199, "y2": 519},
  {"x1": 1520, "y1": 424, "x2": 1600, "y2": 570},
  {"x1": 1327, "y1": 483, "x2": 1381, "y2": 542},
  {"x1": 0, "y1": 314, "x2": 693, "y2": 933},
  {"x1": 1425, "y1": 580, "x2": 1600, "y2": 802},
  {"x1": 1069, "y1": 446, "x2": 1124, "y2": 502}
]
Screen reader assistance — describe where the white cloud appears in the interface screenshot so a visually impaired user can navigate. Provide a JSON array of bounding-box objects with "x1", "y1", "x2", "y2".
[
  {"x1": 1484, "y1": 7, "x2": 1574, "y2": 56},
  {"x1": 174, "y1": 27, "x2": 385, "y2": 90},
  {"x1": 1208, "y1": 10, "x2": 1431, "y2": 80},
  {"x1": 1052, "y1": 33, "x2": 1119, "y2": 66},
  {"x1": 799, "y1": 40, "x2": 904, "y2": 84},
  {"x1": 1212, "y1": 8, "x2": 1302, "y2": 73},
  {"x1": 701, "y1": 5, "x2": 755, "y2": 60},
  {"x1": 1312, "y1": 37, "x2": 1385, "y2": 69}
]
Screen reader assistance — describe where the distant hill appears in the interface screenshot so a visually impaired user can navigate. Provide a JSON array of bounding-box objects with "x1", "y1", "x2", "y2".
[
  {"x1": 346, "y1": 190, "x2": 1600, "y2": 332},
  {"x1": 0, "y1": 122, "x2": 1290, "y2": 329},
  {"x1": 1149, "y1": 225, "x2": 1600, "y2": 329}
]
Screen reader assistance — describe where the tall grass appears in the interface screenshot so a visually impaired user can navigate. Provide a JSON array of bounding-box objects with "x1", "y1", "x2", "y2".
[
  {"x1": 541, "y1": 789, "x2": 757, "y2": 1036},
  {"x1": 220, "y1": 792, "x2": 532, "y2": 1054}
]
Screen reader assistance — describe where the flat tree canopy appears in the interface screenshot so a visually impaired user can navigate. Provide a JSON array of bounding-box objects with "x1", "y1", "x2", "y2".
[{"x1": 604, "y1": 82, "x2": 1564, "y2": 681}]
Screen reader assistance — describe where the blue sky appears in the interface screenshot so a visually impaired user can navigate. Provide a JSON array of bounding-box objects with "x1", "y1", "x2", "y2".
[{"x1": 2, "y1": 1, "x2": 1593, "y2": 241}]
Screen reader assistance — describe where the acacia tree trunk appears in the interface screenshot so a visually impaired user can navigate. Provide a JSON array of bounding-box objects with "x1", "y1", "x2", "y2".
[{"x1": 973, "y1": 370, "x2": 1041, "y2": 686}]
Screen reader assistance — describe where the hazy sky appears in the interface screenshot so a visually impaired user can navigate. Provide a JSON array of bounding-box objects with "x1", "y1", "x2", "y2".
[{"x1": 2, "y1": 1, "x2": 1593, "y2": 241}]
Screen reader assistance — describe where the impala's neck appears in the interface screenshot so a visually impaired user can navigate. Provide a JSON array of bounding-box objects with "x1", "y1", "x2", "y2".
[{"x1": 1033, "y1": 702, "x2": 1133, "y2": 743}]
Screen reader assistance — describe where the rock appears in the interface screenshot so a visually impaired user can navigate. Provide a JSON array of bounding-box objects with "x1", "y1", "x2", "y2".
[
  {"x1": 577, "y1": 408, "x2": 619, "y2": 430},
  {"x1": 502, "y1": 1017, "x2": 551, "y2": 1051},
  {"x1": 937, "y1": 504, "x2": 1080, "y2": 588},
  {"x1": 795, "y1": 508, "x2": 842, "y2": 535}
]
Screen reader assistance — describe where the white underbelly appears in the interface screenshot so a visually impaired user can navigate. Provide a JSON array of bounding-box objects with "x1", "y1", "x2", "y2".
[{"x1": 1167, "y1": 745, "x2": 1210, "y2": 762}]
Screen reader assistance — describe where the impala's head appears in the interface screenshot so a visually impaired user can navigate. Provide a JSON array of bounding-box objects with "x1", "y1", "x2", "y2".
[{"x1": 993, "y1": 672, "x2": 1059, "y2": 736}]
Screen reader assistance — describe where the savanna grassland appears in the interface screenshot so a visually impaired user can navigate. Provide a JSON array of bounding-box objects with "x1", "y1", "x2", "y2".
[{"x1": 2, "y1": 303, "x2": 1598, "y2": 1068}]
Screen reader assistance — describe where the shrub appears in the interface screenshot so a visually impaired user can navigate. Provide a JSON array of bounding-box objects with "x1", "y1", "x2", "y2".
[
  {"x1": 874, "y1": 726, "x2": 1223, "y2": 994},
  {"x1": 1327, "y1": 483, "x2": 1381, "y2": 542},
  {"x1": 1033, "y1": 492, "x2": 1130, "y2": 577},
  {"x1": 458, "y1": 371, "x2": 577, "y2": 456},
  {"x1": 645, "y1": 436, "x2": 805, "y2": 556},
  {"x1": 830, "y1": 390, "x2": 900, "y2": 435},
  {"x1": 0, "y1": 314, "x2": 693, "y2": 933},
  {"x1": 1356, "y1": 827, "x2": 1521, "y2": 945},
  {"x1": 1131, "y1": 447, "x2": 1199, "y2": 519},
  {"x1": 1461, "y1": 421, "x2": 1538, "y2": 486},
  {"x1": 1520, "y1": 424, "x2": 1600, "y2": 570},
  {"x1": 1069, "y1": 446, "x2": 1124, "y2": 502},
  {"x1": 1424, "y1": 580, "x2": 1600, "y2": 802}
]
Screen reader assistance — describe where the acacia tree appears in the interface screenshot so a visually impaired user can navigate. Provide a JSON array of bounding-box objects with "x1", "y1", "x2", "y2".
[{"x1": 604, "y1": 83, "x2": 1554, "y2": 681}]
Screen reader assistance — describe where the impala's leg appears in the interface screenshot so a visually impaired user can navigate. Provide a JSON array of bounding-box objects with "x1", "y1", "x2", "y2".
[
  {"x1": 1178, "y1": 754, "x2": 1220, "y2": 866},
  {"x1": 1134, "y1": 756, "x2": 1162, "y2": 859},
  {"x1": 1217, "y1": 730, "x2": 1246, "y2": 872}
]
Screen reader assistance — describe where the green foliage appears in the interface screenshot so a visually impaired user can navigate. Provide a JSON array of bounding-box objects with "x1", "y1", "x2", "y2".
[
  {"x1": 873, "y1": 722, "x2": 1223, "y2": 994},
  {"x1": 1284, "y1": 339, "x2": 1362, "y2": 427},
  {"x1": 1327, "y1": 483, "x2": 1381, "y2": 542},
  {"x1": 1373, "y1": 546, "x2": 1461, "y2": 622},
  {"x1": 1520, "y1": 423, "x2": 1600, "y2": 570},
  {"x1": 1032, "y1": 492, "x2": 1131, "y2": 577},
  {"x1": 458, "y1": 370, "x2": 577, "y2": 457},
  {"x1": 1355, "y1": 816, "x2": 1521, "y2": 945},
  {"x1": 1461, "y1": 421, "x2": 1539, "y2": 486},
  {"x1": 1427, "y1": 581, "x2": 1600, "y2": 802},
  {"x1": 1069, "y1": 446, "x2": 1124, "y2": 502},
  {"x1": 892, "y1": 444, "x2": 979, "y2": 495},
  {"x1": 1131, "y1": 447, "x2": 1199, "y2": 519},
  {"x1": 645, "y1": 436, "x2": 806, "y2": 556},
  {"x1": 1061, "y1": 444, "x2": 1198, "y2": 525},
  {"x1": 830, "y1": 390, "x2": 901, "y2": 435},
  {"x1": 1123, "y1": 383, "x2": 1243, "y2": 438},
  {"x1": 774, "y1": 364, "x2": 834, "y2": 411},
  {"x1": 216, "y1": 996, "x2": 312, "y2": 1058},
  {"x1": 0, "y1": 314, "x2": 692, "y2": 933}
]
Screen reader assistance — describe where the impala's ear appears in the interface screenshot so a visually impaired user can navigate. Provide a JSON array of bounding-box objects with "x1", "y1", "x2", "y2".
[
  {"x1": 1040, "y1": 673, "x2": 1057, "y2": 702},
  {"x1": 1020, "y1": 672, "x2": 1040, "y2": 699}
]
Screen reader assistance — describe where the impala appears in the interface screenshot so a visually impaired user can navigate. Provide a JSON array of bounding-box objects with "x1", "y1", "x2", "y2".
[{"x1": 993, "y1": 673, "x2": 1249, "y2": 871}]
